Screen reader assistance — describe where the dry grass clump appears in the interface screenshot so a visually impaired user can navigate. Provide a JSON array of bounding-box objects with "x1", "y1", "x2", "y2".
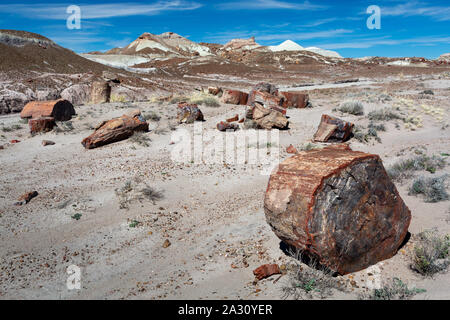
[
  {"x1": 142, "y1": 111, "x2": 161, "y2": 122},
  {"x1": 338, "y1": 100, "x2": 364, "y2": 115},
  {"x1": 281, "y1": 250, "x2": 341, "y2": 300},
  {"x1": 1, "y1": 123, "x2": 22, "y2": 132},
  {"x1": 409, "y1": 175, "x2": 449, "y2": 203},
  {"x1": 387, "y1": 155, "x2": 446, "y2": 181},
  {"x1": 190, "y1": 93, "x2": 220, "y2": 107},
  {"x1": 360, "y1": 278, "x2": 425, "y2": 300},
  {"x1": 368, "y1": 108, "x2": 403, "y2": 121},
  {"x1": 129, "y1": 132, "x2": 151, "y2": 147},
  {"x1": 411, "y1": 231, "x2": 450, "y2": 277},
  {"x1": 115, "y1": 179, "x2": 164, "y2": 209}
]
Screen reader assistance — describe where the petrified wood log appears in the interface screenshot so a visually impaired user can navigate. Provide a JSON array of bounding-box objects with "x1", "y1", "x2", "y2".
[
  {"x1": 177, "y1": 103, "x2": 204, "y2": 124},
  {"x1": 221, "y1": 90, "x2": 248, "y2": 105},
  {"x1": 264, "y1": 145, "x2": 411, "y2": 275},
  {"x1": 91, "y1": 81, "x2": 111, "y2": 104},
  {"x1": 313, "y1": 114, "x2": 354, "y2": 142},
  {"x1": 21, "y1": 99, "x2": 76, "y2": 121},
  {"x1": 279, "y1": 92, "x2": 310, "y2": 109},
  {"x1": 81, "y1": 110, "x2": 149, "y2": 149},
  {"x1": 29, "y1": 117, "x2": 56, "y2": 134}
]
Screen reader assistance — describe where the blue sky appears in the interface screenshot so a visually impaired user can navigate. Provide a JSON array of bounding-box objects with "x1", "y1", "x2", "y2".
[{"x1": 0, "y1": 0, "x2": 449, "y2": 58}]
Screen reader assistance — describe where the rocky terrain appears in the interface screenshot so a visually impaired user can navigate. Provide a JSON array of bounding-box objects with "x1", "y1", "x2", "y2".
[{"x1": 0, "y1": 29, "x2": 449, "y2": 300}]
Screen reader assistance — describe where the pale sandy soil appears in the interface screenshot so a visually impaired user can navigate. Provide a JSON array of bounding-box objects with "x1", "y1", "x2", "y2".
[{"x1": 0, "y1": 74, "x2": 449, "y2": 300}]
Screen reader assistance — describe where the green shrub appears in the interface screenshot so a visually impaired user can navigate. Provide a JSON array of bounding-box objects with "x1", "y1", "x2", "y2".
[
  {"x1": 338, "y1": 100, "x2": 364, "y2": 115},
  {"x1": 412, "y1": 231, "x2": 450, "y2": 276},
  {"x1": 363, "y1": 278, "x2": 425, "y2": 300},
  {"x1": 409, "y1": 175, "x2": 449, "y2": 203},
  {"x1": 368, "y1": 108, "x2": 402, "y2": 121},
  {"x1": 388, "y1": 155, "x2": 446, "y2": 181}
]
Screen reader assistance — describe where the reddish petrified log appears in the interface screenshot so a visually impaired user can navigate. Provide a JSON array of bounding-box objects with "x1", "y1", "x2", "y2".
[
  {"x1": 248, "y1": 91, "x2": 283, "y2": 108},
  {"x1": 286, "y1": 144, "x2": 298, "y2": 154},
  {"x1": 29, "y1": 117, "x2": 56, "y2": 134},
  {"x1": 217, "y1": 121, "x2": 239, "y2": 132},
  {"x1": 221, "y1": 90, "x2": 249, "y2": 105},
  {"x1": 81, "y1": 110, "x2": 149, "y2": 149},
  {"x1": 253, "y1": 264, "x2": 281, "y2": 280},
  {"x1": 226, "y1": 114, "x2": 239, "y2": 123},
  {"x1": 279, "y1": 92, "x2": 310, "y2": 109},
  {"x1": 313, "y1": 114, "x2": 354, "y2": 142},
  {"x1": 91, "y1": 81, "x2": 111, "y2": 104},
  {"x1": 21, "y1": 99, "x2": 76, "y2": 121},
  {"x1": 264, "y1": 145, "x2": 411, "y2": 275}
]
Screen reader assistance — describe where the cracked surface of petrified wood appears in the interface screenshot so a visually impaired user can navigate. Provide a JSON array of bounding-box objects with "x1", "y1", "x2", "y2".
[
  {"x1": 81, "y1": 110, "x2": 149, "y2": 149},
  {"x1": 313, "y1": 114, "x2": 354, "y2": 142},
  {"x1": 264, "y1": 145, "x2": 411, "y2": 275}
]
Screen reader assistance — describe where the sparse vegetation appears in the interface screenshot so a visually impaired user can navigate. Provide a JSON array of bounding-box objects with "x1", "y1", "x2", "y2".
[
  {"x1": 299, "y1": 143, "x2": 321, "y2": 151},
  {"x1": 54, "y1": 121, "x2": 74, "y2": 133},
  {"x1": 143, "y1": 111, "x2": 161, "y2": 122},
  {"x1": 282, "y1": 250, "x2": 341, "y2": 300},
  {"x1": 190, "y1": 94, "x2": 220, "y2": 107},
  {"x1": 130, "y1": 132, "x2": 151, "y2": 147},
  {"x1": 387, "y1": 155, "x2": 446, "y2": 181},
  {"x1": 411, "y1": 231, "x2": 450, "y2": 277},
  {"x1": 129, "y1": 220, "x2": 141, "y2": 228},
  {"x1": 141, "y1": 186, "x2": 164, "y2": 204},
  {"x1": 353, "y1": 124, "x2": 381, "y2": 144},
  {"x1": 361, "y1": 278, "x2": 426, "y2": 300},
  {"x1": 71, "y1": 213, "x2": 82, "y2": 221},
  {"x1": 116, "y1": 179, "x2": 164, "y2": 209},
  {"x1": 409, "y1": 175, "x2": 449, "y2": 203},
  {"x1": 338, "y1": 100, "x2": 364, "y2": 115},
  {"x1": 110, "y1": 95, "x2": 127, "y2": 103},
  {"x1": 368, "y1": 108, "x2": 402, "y2": 121},
  {"x1": 169, "y1": 95, "x2": 190, "y2": 104},
  {"x1": 1, "y1": 124, "x2": 22, "y2": 132}
]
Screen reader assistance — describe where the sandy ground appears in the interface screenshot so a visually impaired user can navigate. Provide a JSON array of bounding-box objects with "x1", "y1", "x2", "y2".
[{"x1": 0, "y1": 74, "x2": 449, "y2": 300}]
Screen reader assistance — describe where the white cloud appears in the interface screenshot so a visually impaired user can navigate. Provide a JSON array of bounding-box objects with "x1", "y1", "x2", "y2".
[
  {"x1": 322, "y1": 35, "x2": 450, "y2": 49},
  {"x1": 381, "y1": 1, "x2": 450, "y2": 21},
  {"x1": 0, "y1": 1, "x2": 202, "y2": 19},
  {"x1": 217, "y1": 0, "x2": 327, "y2": 11}
]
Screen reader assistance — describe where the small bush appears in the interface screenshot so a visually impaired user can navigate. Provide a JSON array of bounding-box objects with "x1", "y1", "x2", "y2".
[
  {"x1": 338, "y1": 100, "x2": 364, "y2": 115},
  {"x1": 353, "y1": 125, "x2": 381, "y2": 144},
  {"x1": 71, "y1": 213, "x2": 82, "y2": 221},
  {"x1": 388, "y1": 155, "x2": 446, "y2": 181},
  {"x1": 409, "y1": 175, "x2": 449, "y2": 203},
  {"x1": 362, "y1": 278, "x2": 425, "y2": 300},
  {"x1": 110, "y1": 95, "x2": 127, "y2": 103},
  {"x1": 169, "y1": 95, "x2": 190, "y2": 104},
  {"x1": 129, "y1": 220, "x2": 141, "y2": 228},
  {"x1": 411, "y1": 231, "x2": 450, "y2": 276},
  {"x1": 54, "y1": 121, "x2": 74, "y2": 133},
  {"x1": 190, "y1": 96, "x2": 220, "y2": 107},
  {"x1": 281, "y1": 251, "x2": 341, "y2": 300},
  {"x1": 130, "y1": 132, "x2": 151, "y2": 147},
  {"x1": 368, "y1": 108, "x2": 402, "y2": 121},
  {"x1": 140, "y1": 186, "x2": 164, "y2": 204},
  {"x1": 143, "y1": 111, "x2": 161, "y2": 122}
]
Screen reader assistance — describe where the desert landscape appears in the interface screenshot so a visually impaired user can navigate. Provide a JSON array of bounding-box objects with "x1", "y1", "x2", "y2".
[{"x1": 0, "y1": 26, "x2": 449, "y2": 301}]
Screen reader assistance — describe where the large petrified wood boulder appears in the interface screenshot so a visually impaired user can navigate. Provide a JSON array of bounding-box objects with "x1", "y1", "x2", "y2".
[
  {"x1": 21, "y1": 99, "x2": 76, "y2": 121},
  {"x1": 313, "y1": 114, "x2": 354, "y2": 142},
  {"x1": 264, "y1": 145, "x2": 411, "y2": 275},
  {"x1": 81, "y1": 110, "x2": 149, "y2": 149},
  {"x1": 221, "y1": 89, "x2": 248, "y2": 105},
  {"x1": 251, "y1": 104, "x2": 289, "y2": 130},
  {"x1": 279, "y1": 92, "x2": 310, "y2": 109}
]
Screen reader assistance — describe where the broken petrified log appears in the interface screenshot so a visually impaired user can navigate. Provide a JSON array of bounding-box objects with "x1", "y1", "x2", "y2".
[
  {"x1": 252, "y1": 104, "x2": 289, "y2": 130},
  {"x1": 81, "y1": 110, "x2": 149, "y2": 149},
  {"x1": 248, "y1": 91, "x2": 283, "y2": 109},
  {"x1": 90, "y1": 81, "x2": 111, "y2": 104},
  {"x1": 16, "y1": 191, "x2": 39, "y2": 205},
  {"x1": 217, "y1": 121, "x2": 239, "y2": 132},
  {"x1": 21, "y1": 99, "x2": 76, "y2": 121},
  {"x1": 279, "y1": 92, "x2": 310, "y2": 109},
  {"x1": 313, "y1": 114, "x2": 354, "y2": 142},
  {"x1": 253, "y1": 264, "x2": 282, "y2": 280},
  {"x1": 221, "y1": 90, "x2": 249, "y2": 105},
  {"x1": 177, "y1": 103, "x2": 204, "y2": 124},
  {"x1": 264, "y1": 145, "x2": 411, "y2": 275},
  {"x1": 29, "y1": 117, "x2": 56, "y2": 135},
  {"x1": 208, "y1": 86, "x2": 222, "y2": 96}
]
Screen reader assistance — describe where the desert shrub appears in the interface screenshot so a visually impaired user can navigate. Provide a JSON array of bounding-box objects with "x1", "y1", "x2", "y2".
[
  {"x1": 143, "y1": 111, "x2": 161, "y2": 122},
  {"x1": 140, "y1": 186, "x2": 164, "y2": 204},
  {"x1": 353, "y1": 125, "x2": 381, "y2": 143},
  {"x1": 110, "y1": 95, "x2": 127, "y2": 103},
  {"x1": 1, "y1": 124, "x2": 22, "y2": 132},
  {"x1": 387, "y1": 155, "x2": 446, "y2": 180},
  {"x1": 128, "y1": 220, "x2": 141, "y2": 228},
  {"x1": 130, "y1": 132, "x2": 151, "y2": 147},
  {"x1": 411, "y1": 231, "x2": 450, "y2": 276},
  {"x1": 190, "y1": 96, "x2": 220, "y2": 107},
  {"x1": 338, "y1": 100, "x2": 364, "y2": 115},
  {"x1": 368, "y1": 108, "x2": 402, "y2": 121},
  {"x1": 299, "y1": 143, "x2": 321, "y2": 151},
  {"x1": 169, "y1": 95, "x2": 189, "y2": 104},
  {"x1": 281, "y1": 250, "x2": 341, "y2": 300},
  {"x1": 361, "y1": 278, "x2": 425, "y2": 300},
  {"x1": 115, "y1": 180, "x2": 164, "y2": 209},
  {"x1": 54, "y1": 121, "x2": 74, "y2": 133},
  {"x1": 409, "y1": 175, "x2": 449, "y2": 203}
]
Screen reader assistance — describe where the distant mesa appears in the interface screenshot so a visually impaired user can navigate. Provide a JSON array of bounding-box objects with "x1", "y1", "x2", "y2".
[{"x1": 223, "y1": 37, "x2": 261, "y2": 51}]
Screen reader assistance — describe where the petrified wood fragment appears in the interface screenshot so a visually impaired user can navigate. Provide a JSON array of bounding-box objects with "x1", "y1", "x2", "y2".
[
  {"x1": 81, "y1": 110, "x2": 149, "y2": 149},
  {"x1": 177, "y1": 103, "x2": 204, "y2": 124},
  {"x1": 264, "y1": 145, "x2": 411, "y2": 275},
  {"x1": 313, "y1": 114, "x2": 354, "y2": 142}
]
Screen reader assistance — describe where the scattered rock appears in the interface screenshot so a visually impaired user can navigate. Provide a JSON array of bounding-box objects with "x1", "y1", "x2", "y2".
[
  {"x1": 252, "y1": 104, "x2": 289, "y2": 130},
  {"x1": 253, "y1": 264, "x2": 281, "y2": 280},
  {"x1": 248, "y1": 90, "x2": 283, "y2": 109},
  {"x1": 102, "y1": 71, "x2": 120, "y2": 83},
  {"x1": 420, "y1": 90, "x2": 434, "y2": 95},
  {"x1": 163, "y1": 239, "x2": 171, "y2": 248},
  {"x1": 60, "y1": 84, "x2": 91, "y2": 106},
  {"x1": 208, "y1": 86, "x2": 222, "y2": 96},
  {"x1": 16, "y1": 191, "x2": 39, "y2": 205},
  {"x1": 81, "y1": 109, "x2": 149, "y2": 149},
  {"x1": 221, "y1": 90, "x2": 249, "y2": 105},
  {"x1": 10, "y1": 140, "x2": 20, "y2": 144},
  {"x1": 90, "y1": 81, "x2": 111, "y2": 104},
  {"x1": 226, "y1": 114, "x2": 239, "y2": 123},
  {"x1": 313, "y1": 114, "x2": 354, "y2": 142},
  {"x1": 42, "y1": 140, "x2": 55, "y2": 146},
  {"x1": 29, "y1": 117, "x2": 56, "y2": 135},
  {"x1": 217, "y1": 121, "x2": 239, "y2": 132},
  {"x1": 264, "y1": 145, "x2": 411, "y2": 275},
  {"x1": 21, "y1": 99, "x2": 76, "y2": 121},
  {"x1": 286, "y1": 144, "x2": 298, "y2": 154},
  {"x1": 177, "y1": 103, "x2": 204, "y2": 124}
]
